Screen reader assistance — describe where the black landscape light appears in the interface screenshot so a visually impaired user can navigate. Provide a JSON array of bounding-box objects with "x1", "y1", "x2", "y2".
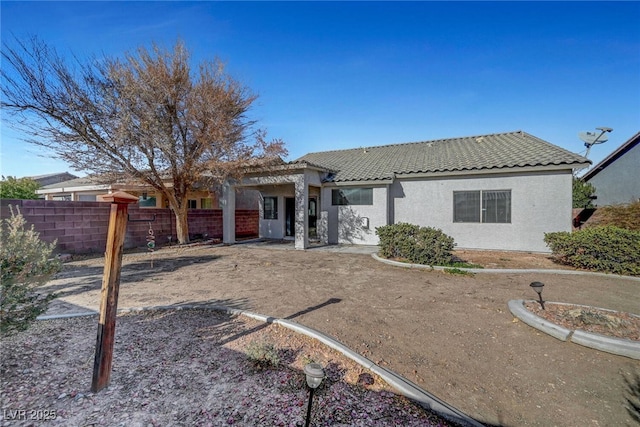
[
  {"x1": 530, "y1": 281, "x2": 545, "y2": 310},
  {"x1": 303, "y1": 363, "x2": 324, "y2": 427}
]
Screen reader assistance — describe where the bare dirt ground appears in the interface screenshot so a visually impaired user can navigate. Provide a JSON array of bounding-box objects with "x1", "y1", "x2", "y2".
[{"x1": 12, "y1": 244, "x2": 640, "y2": 426}]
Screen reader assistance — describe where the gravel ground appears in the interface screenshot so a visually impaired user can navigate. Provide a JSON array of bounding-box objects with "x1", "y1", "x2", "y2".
[
  {"x1": 0, "y1": 309, "x2": 454, "y2": 427},
  {"x1": 16, "y1": 244, "x2": 640, "y2": 426}
]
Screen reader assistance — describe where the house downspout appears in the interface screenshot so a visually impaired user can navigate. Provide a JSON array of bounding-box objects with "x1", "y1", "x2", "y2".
[{"x1": 386, "y1": 174, "x2": 396, "y2": 226}]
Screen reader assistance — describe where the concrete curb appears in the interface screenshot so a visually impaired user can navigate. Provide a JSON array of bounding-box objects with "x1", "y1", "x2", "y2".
[
  {"x1": 508, "y1": 300, "x2": 640, "y2": 360},
  {"x1": 507, "y1": 300, "x2": 572, "y2": 341},
  {"x1": 372, "y1": 253, "x2": 640, "y2": 281},
  {"x1": 571, "y1": 329, "x2": 640, "y2": 360},
  {"x1": 38, "y1": 304, "x2": 483, "y2": 427}
]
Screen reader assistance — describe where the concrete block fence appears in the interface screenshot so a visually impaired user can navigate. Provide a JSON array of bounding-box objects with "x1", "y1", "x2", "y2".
[{"x1": 1, "y1": 199, "x2": 258, "y2": 254}]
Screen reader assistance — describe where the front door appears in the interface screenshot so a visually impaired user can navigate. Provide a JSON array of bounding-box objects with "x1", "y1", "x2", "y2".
[{"x1": 285, "y1": 197, "x2": 295, "y2": 237}]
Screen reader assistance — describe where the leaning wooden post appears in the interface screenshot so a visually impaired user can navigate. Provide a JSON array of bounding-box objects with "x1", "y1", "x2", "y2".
[{"x1": 91, "y1": 191, "x2": 138, "y2": 393}]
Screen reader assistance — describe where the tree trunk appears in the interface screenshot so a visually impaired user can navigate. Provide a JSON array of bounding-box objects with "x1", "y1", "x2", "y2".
[{"x1": 174, "y1": 205, "x2": 190, "y2": 244}]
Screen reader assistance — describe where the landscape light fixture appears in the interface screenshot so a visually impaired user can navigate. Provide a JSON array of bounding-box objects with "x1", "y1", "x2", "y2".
[
  {"x1": 530, "y1": 281, "x2": 545, "y2": 310},
  {"x1": 303, "y1": 363, "x2": 324, "y2": 427}
]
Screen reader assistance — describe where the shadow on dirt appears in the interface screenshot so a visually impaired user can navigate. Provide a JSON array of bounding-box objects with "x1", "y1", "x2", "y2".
[
  {"x1": 46, "y1": 255, "x2": 223, "y2": 298},
  {"x1": 215, "y1": 298, "x2": 343, "y2": 347},
  {"x1": 624, "y1": 371, "x2": 640, "y2": 423}
]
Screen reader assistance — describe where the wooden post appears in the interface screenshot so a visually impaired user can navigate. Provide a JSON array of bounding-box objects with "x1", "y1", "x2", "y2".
[{"x1": 91, "y1": 191, "x2": 138, "y2": 393}]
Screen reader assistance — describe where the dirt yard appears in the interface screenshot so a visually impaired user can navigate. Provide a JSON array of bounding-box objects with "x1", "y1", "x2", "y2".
[{"x1": 32, "y1": 245, "x2": 640, "y2": 426}]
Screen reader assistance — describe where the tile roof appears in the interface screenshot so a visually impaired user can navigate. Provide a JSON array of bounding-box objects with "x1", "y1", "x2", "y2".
[{"x1": 296, "y1": 131, "x2": 589, "y2": 182}]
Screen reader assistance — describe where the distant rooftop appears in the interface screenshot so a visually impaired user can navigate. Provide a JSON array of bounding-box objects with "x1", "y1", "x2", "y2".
[{"x1": 26, "y1": 172, "x2": 78, "y2": 187}]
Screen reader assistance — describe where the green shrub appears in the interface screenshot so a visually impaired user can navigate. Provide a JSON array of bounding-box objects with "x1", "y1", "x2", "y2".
[
  {"x1": 544, "y1": 225, "x2": 640, "y2": 276},
  {"x1": 376, "y1": 223, "x2": 455, "y2": 266},
  {"x1": 245, "y1": 341, "x2": 280, "y2": 368},
  {"x1": 1, "y1": 206, "x2": 60, "y2": 335}
]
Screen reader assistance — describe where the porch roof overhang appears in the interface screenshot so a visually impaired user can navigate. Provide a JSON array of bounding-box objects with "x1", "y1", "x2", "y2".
[{"x1": 242, "y1": 160, "x2": 335, "y2": 177}]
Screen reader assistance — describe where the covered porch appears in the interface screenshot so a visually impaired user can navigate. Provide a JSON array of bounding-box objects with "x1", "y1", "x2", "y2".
[{"x1": 220, "y1": 162, "x2": 332, "y2": 250}]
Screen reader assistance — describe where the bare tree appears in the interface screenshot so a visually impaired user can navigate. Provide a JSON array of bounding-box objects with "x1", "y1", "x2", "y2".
[{"x1": 1, "y1": 37, "x2": 286, "y2": 243}]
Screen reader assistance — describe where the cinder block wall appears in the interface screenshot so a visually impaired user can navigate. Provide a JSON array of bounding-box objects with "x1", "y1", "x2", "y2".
[{"x1": 1, "y1": 199, "x2": 258, "y2": 253}]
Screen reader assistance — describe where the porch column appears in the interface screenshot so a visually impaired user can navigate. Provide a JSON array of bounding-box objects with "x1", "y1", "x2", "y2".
[
  {"x1": 294, "y1": 174, "x2": 309, "y2": 250},
  {"x1": 222, "y1": 183, "x2": 236, "y2": 244}
]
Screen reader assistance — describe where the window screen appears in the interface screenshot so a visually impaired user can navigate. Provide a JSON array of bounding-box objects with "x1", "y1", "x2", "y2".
[
  {"x1": 453, "y1": 191, "x2": 481, "y2": 222},
  {"x1": 482, "y1": 190, "x2": 511, "y2": 223},
  {"x1": 453, "y1": 190, "x2": 511, "y2": 223}
]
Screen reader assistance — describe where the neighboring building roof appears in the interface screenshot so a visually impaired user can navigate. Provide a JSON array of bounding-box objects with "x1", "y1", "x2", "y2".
[
  {"x1": 38, "y1": 176, "x2": 107, "y2": 191},
  {"x1": 582, "y1": 131, "x2": 640, "y2": 182},
  {"x1": 27, "y1": 172, "x2": 78, "y2": 187},
  {"x1": 296, "y1": 130, "x2": 589, "y2": 182}
]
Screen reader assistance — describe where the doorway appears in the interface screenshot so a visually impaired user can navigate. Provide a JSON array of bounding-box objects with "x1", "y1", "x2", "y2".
[
  {"x1": 285, "y1": 196, "x2": 318, "y2": 239},
  {"x1": 285, "y1": 197, "x2": 295, "y2": 237}
]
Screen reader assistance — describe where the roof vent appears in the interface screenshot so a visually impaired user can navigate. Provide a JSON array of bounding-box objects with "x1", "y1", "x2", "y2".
[{"x1": 475, "y1": 137, "x2": 485, "y2": 143}]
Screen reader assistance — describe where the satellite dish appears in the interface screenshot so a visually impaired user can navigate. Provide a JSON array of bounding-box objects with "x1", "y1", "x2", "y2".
[
  {"x1": 579, "y1": 127, "x2": 613, "y2": 159},
  {"x1": 578, "y1": 131, "x2": 608, "y2": 145}
]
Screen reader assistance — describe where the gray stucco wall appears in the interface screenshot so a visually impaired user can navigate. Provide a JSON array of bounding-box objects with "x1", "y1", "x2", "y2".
[
  {"x1": 587, "y1": 142, "x2": 640, "y2": 206},
  {"x1": 321, "y1": 185, "x2": 388, "y2": 245},
  {"x1": 391, "y1": 171, "x2": 573, "y2": 252}
]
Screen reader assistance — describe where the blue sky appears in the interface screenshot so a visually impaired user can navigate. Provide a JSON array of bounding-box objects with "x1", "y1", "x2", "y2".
[{"x1": 1, "y1": 1, "x2": 639, "y2": 178}]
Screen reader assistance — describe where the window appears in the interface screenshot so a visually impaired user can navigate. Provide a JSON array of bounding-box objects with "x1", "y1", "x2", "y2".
[
  {"x1": 453, "y1": 191, "x2": 480, "y2": 222},
  {"x1": 138, "y1": 196, "x2": 157, "y2": 207},
  {"x1": 200, "y1": 198, "x2": 213, "y2": 209},
  {"x1": 454, "y1": 190, "x2": 511, "y2": 223},
  {"x1": 264, "y1": 196, "x2": 278, "y2": 219},
  {"x1": 187, "y1": 199, "x2": 197, "y2": 209},
  {"x1": 482, "y1": 190, "x2": 511, "y2": 223},
  {"x1": 331, "y1": 188, "x2": 373, "y2": 205}
]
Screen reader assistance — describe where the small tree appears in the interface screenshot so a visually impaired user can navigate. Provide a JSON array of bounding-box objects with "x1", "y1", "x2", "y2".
[
  {"x1": 573, "y1": 176, "x2": 596, "y2": 208},
  {"x1": 1, "y1": 37, "x2": 286, "y2": 244},
  {"x1": 0, "y1": 176, "x2": 40, "y2": 199},
  {"x1": 0, "y1": 206, "x2": 60, "y2": 335}
]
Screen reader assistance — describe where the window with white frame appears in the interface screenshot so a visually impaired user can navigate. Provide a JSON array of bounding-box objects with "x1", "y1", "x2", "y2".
[
  {"x1": 264, "y1": 196, "x2": 278, "y2": 219},
  {"x1": 453, "y1": 190, "x2": 511, "y2": 223}
]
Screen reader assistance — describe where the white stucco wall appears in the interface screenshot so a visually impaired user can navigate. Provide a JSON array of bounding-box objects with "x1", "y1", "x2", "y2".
[
  {"x1": 587, "y1": 142, "x2": 640, "y2": 206},
  {"x1": 321, "y1": 185, "x2": 388, "y2": 245},
  {"x1": 251, "y1": 170, "x2": 324, "y2": 245},
  {"x1": 391, "y1": 171, "x2": 573, "y2": 252}
]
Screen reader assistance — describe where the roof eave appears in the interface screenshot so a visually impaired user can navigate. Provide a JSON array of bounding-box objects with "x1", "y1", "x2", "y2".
[{"x1": 393, "y1": 163, "x2": 589, "y2": 179}]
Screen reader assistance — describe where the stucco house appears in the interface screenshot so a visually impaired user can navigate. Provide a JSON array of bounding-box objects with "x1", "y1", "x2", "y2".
[
  {"x1": 582, "y1": 131, "x2": 640, "y2": 206},
  {"x1": 36, "y1": 176, "x2": 259, "y2": 209},
  {"x1": 220, "y1": 131, "x2": 589, "y2": 252}
]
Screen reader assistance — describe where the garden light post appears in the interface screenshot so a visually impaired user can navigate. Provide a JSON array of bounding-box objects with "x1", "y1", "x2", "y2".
[
  {"x1": 530, "y1": 281, "x2": 545, "y2": 310},
  {"x1": 303, "y1": 363, "x2": 324, "y2": 427}
]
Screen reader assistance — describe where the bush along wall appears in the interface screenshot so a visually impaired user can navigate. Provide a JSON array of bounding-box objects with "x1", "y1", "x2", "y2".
[
  {"x1": 376, "y1": 223, "x2": 455, "y2": 266},
  {"x1": 544, "y1": 225, "x2": 640, "y2": 276}
]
